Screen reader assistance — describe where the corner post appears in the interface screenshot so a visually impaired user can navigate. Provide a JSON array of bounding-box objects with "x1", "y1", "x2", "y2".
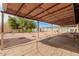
[{"x1": 1, "y1": 12, "x2": 4, "y2": 50}]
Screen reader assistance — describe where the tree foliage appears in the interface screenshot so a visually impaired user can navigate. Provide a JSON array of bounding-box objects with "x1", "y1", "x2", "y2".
[
  {"x1": 8, "y1": 16, "x2": 36, "y2": 32},
  {"x1": 8, "y1": 16, "x2": 18, "y2": 29}
]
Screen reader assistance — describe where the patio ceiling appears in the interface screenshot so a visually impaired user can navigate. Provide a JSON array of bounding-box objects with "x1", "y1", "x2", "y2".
[{"x1": 2, "y1": 3, "x2": 78, "y2": 25}]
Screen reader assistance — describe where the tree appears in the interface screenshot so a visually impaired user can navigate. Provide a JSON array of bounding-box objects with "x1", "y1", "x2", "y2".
[
  {"x1": 26, "y1": 20, "x2": 36, "y2": 32},
  {"x1": 8, "y1": 16, "x2": 36, "y2": 32},
  {"x1": 8, "y1": 16, "x2": 19, "y2": 32},
  {"x1": 17, "y1": 17, "x2": 36, "y2": 32}
]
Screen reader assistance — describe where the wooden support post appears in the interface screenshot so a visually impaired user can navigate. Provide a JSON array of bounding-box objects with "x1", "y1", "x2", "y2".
[
  {"x1": 36, "y1": 21, "x2": 39, "y2": 54},
  {"x1": 50, "y1": 24, "x2": 54, "y2": 55},
  {"x1": 36, "y1": 21, "x2": 39, "y2": 49},
  {"x1": 37, "y1": 21, "x2": 39, "y2": 39},
  {"x1": 1, "y1": 12, "x2": 4, "y2": 50}
]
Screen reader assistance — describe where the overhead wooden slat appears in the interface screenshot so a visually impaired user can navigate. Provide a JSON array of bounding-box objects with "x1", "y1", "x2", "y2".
[
  {"x1": 38, "y1": 4, "x2": 71, "y2": 19},
  {"x1": 47, "y1": 15, "x2": 74, "y2": 24},
  {"x1": 7, "y1": 3, "x2": 22, "y2": 12},
  {"x1": 28, "y1": 4, "x2": 57, "y2": 17},
  {"x1": 48, "y1": 16, "x2": 74, "y2": 23},
  {"x1": 6, "y1": 8, "x2": 17, "y2": 14},
  {"x1": 24, "y1": 3, "x2": 43, "y2": 17},
  {"x1": 2, "y1": 3, "x2": 77, "y2": 25},
  {"x1": 47, "y1": 10, "x2": 73, "y2": 21},
  {"x1": 17, "y1": 3, "x2": 42, "y2": 16},
  {"x1": 41, "y1": 8, "x2": 73, "y2": 22},
  {"x1": 41, "y1": 4, "x2": 73, "y2": 19},
  {"x1": 55, "y1": 16, "x2": 74, "y2": 23},
  {"x1": 15, "y1": 3, "x2": 25, "y2": 15},
  {"x1": 42, "y1": 9, "x2": 73, "y2": 21},
  {"x1": 33, "y1": 3, "x2": 59, "y2": 17},
  {"x1": 53, "y1": 17, "x2": 74, "y2": 25},
  {"x1": 58, "y1": 20, "x2": 74, "y2": 25},
  {"x1": 28, "y1": 7, "x2": 44, "y2": 16}
]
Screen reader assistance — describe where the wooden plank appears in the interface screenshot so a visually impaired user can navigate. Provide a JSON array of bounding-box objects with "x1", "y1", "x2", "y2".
[
  {"x1": 55, "y1": 17, "x2": 74, "y2": 24},
  {"x1": 33, "y1": 3, "x2": 60, "y2": 17},
  {"x1": 24, "y1": 3, "x2": 43, "y2": 17},
  {"x1": 46, "y1": 10, "x2": 74, "y2": 22},
  {"x1": 42, "y1": 5, "x2": 73, "y2": 19},
  {"x1": 7, "y1": 8, "x2": 17, "y2": 14},
  {"x1": 38, "y1": 4, "x2": 71, "y2": 19},
  {"x1": 43, "y1": 9, "x2": 73, "y2": 21},
  {"x1": 48, "y1": 16, "x2": 74, "y2": 24},
  {"x1": 15, "y1": 3, "x2": 25, "y2": 15},
  {"x1": 7, "y1": 3, "x2": 22, "y2": 11},
  {"x1": 3, "y1": 3, "x2": 76, "y2": 25}
]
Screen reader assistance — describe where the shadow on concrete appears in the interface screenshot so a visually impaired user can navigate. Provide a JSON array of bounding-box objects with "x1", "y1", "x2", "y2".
[
  {"x1": 40, "y1": 33, "x2": 79, "y2": 54},
  {"x1": 1, "y1": 37, "x2": 33, "y2": 48}
]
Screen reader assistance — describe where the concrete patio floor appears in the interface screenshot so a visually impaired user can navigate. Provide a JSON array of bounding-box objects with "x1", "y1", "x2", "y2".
[{"x1": 0, "y1": 32, "x2": 79, "y2": 56}]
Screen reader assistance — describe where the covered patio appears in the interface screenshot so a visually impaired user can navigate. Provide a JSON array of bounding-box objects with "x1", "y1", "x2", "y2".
[{"x1": 0, "y1": 3, "x2": 79, "y2": 55}]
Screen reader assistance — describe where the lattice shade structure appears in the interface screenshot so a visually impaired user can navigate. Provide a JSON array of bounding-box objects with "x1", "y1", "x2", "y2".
[{"x1": 2, "y1": 3, "x2": 79, "y2": 25}]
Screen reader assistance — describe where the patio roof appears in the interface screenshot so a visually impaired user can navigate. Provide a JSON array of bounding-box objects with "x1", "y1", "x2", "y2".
[{"x1": 2, "y1": 3, "x2": 79, "y2": 25}]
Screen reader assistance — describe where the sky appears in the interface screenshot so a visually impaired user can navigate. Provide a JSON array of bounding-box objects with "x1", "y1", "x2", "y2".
[
  {"x1": 0, "y1": 3, "x2": 2, "y2": 11},
  {"x1": 39, "y1": 22, "x2": 53, "y2": 28},
  {"x1": 0, "y1": 3, "x2": 58, "y2": 28}
]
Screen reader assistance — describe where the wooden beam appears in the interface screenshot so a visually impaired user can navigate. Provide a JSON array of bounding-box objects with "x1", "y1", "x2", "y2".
[
  {"x1": 43, "y1": 6, "x2": 73, "y2": 20},
  {"x1": 48, "y1": 16, "x2": 73, "y2": 24},
  {"x1": 47, "y1": 13, "x2": 73, "y2": 24},
  {"x1": 44, "y1": 9, "x2": 73, "y2": 21},
  {"x1": 56, "y1": 19, "x2": 74, "y2": 24},
  {"x1": 72, "y1": 4, "x2": 76, "y2": 23},
  {"x1": 15, "y1": 3, "x2": 25, "y2": 15},
  {"x1": 24, "y1": 3, "x2": 43, "y2": 17},
  {"x1": 33, "y1": 3, "x2": 60, "y2": 17},
  {"x1": 50, "y1": 16, "x2": 74, "y2": 23},
  {"x1": 38, "y1": 4, "x2": 71, "y2": 19}
]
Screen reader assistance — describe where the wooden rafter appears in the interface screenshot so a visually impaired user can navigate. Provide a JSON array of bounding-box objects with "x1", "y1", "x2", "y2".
[
  {"x1": 24, "y1": 3, "x2": 43, "y2": 17},
  {"x1": 49, "y1": 15, "x2": 74, "y2": 23},
  {"x1": 15, "y1": 3, "x2": 25, "y2": 15},
  {"x1": 38, "y1": 4, "x2": 71, "y2": 19},
  {"x1": 3, "y1": 3, "x2": 76, "y2": 25},
  {"x1": 43, "y1": 8, "x2": 73, "y2": 21},
  {"x1": 33, "y1": 3, "x2": 60, "y2": 17}
]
